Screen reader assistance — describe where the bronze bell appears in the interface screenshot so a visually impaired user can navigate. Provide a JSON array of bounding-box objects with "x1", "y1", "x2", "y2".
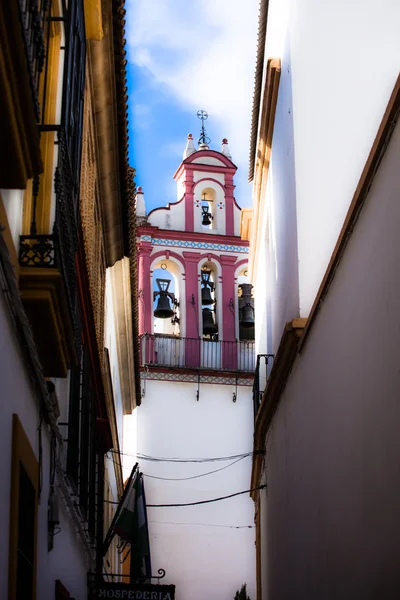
[
  {"x1": 202, "y1": 308, "x2": 218, "y2": 335},
  {"x1": 201, "y1": 286, "x2": 214, "y2": 305},
  {"x1": 239, "y1": 283, "x2": 255, "y2": 328},
  {"x1": 240, "y1": 303, "x2": 255, "y2": 328},
  {"x1": 202, "y1": 206, "x2": 213, "y2": 226},
  {"x1": 154, "y1": 293, "x2": 174, "y2": 319}
]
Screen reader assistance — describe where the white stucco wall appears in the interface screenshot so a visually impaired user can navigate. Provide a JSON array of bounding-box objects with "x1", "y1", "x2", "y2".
[
  {"x1": 149, "y1": 201, "x2": 186, "y2": 231},
  {"x1": 192, "y1": 157, "x2": 226, "y2": 167},
  {"x1": 262, "y1": 0, "x2": 400, "y2": 320},
  {"x1": 105, "y1": 271, "x2": 124, "y2": 443},
  {"x1": 130, "y1": 379, "x2": 256, "y2": 600},
  {"x1": 0, "y1": 290, "x2": 89, "y2": 599},
  {"x1": 1, "y1": 189, "x2": 24, "y2": 250},
  {"x1": 261, "y1": 105, "x2": 400, "y2": 599}
]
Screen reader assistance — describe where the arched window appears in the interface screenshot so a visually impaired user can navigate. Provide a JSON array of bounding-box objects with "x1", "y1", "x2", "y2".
[
  {"x1": 200, "y1": 263, "x2": 218, "y2": 340},
  {"x1": 237, "y1": 269, "x2": 255, "y2": 341},
  {"x1": 151, "y1": 260, "x2": 182, "y2": 336},
  {"x1": 201, "y1": 187, "x2": 216, "y2": 230}
]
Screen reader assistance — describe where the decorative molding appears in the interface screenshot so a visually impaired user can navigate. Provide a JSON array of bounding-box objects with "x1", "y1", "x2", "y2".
[
  {"x1": 249, "y1": 0, "x2": 270, "y2": 183},
  {"x1": 141, "y1": 370, "x2": 253, "y2": 387},
  {"x1": 137, "y1": 224, "x2": 249, "y2": 248},
  {"x1": 249, "y1": 58, "x2": 281, "y2": 281},
  {"x1": 140, "y1": 235, "x2": 249, "y2": 254}
]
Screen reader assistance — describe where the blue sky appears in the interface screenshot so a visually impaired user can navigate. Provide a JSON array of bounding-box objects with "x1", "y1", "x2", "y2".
[{"x1": 125, "y1": 0, "x2": 259, "y2": 214}]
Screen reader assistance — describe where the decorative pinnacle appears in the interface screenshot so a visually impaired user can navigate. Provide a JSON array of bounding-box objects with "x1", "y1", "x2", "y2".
[{"x1": 197, "y1": 109, "x2": 211, "y2": 147}]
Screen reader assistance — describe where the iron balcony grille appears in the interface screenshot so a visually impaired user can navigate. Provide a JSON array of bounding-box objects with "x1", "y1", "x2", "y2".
[
  {"x1": 17, "y1": 0, "x2": 50, "y2": 121},
  {"x1": 140, "y1": 334, "x2": 255, "y2": 373},
  {"x1": 19, "y1": 127, "x2": 81, "y2": 356}
]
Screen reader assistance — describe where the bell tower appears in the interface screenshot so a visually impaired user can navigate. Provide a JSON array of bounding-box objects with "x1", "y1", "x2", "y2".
[
  {"x1": 136, "y1": 112, "x2": 254, "y2": 352},
  {"x1": 133, "y1": 112, "x2": 256, "y2": 599}
]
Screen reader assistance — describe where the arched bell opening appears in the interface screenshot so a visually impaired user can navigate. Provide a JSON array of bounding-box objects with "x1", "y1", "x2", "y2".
[
  {"x1": 200, "y1": 262, "x2": 218, "y2": 340},
  {"x1": 151, "y1": 260, "x2": 182, "y2": 337},
  {"x1": 237, "y1": 268, "x2": 255, "y2": 341},
  {"x1": 200, "y1": 187, "x2": 216, "y2": 230}
]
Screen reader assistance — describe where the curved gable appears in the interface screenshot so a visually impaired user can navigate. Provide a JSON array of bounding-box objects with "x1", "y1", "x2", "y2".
[{"x1": 183, "y1": 149, "x2": 237, "y2": 170}]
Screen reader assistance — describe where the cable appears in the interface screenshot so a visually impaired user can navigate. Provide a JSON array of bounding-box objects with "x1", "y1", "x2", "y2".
[
  {"x1": 104, "y1": 485, "x2": 266, "y2": 507},
  {"x1": 142, "y1": 456, "x2": 247, "y2": 481},
  {"x1": 105, "y1": 453, "x2": 250, "y2": 482},
  {"x1": 147, "y1": 486, "x2": 266, "y2": 508},
  {"x1": 108, "y1": 449, "x2": 260, "y2": 463},
  {"x1": 149, "y1": 520, "x2": 254, "y2": 529}
]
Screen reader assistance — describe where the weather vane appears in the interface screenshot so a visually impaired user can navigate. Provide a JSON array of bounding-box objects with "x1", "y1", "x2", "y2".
[{"x1": 197, "y1": 109, "x2": 211, "y2": 146}]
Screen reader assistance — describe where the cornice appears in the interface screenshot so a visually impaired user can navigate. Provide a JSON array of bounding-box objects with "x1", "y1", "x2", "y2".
[
  {"x1": 137, "y1": 226, "x2": 249, "y2": 248},
  {"x1": 249, "y1": 0, "x2": 270, "y2": 183},
  {"x1": 249, "y1": 58, "x2": 281, "y2": 282}
]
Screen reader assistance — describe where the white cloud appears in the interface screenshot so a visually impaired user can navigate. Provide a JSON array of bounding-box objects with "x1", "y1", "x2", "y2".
[{"x1": 125, "y1": 0, "x2": 259, "y2": 193}]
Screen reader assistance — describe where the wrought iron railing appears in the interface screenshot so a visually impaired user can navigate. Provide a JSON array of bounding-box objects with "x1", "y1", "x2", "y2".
[
  {"x1": 17, "y1": 0, "x2": 51, "y2": 121},
  {"x1": 253, "y1": 354, "x2": 274, "y2": 421},
  {"x1": 140, "y1": 334, "x2": 255, "y2": 372},
  {"x1": 19, "y1": 234, "x2": 56, "y2": 267},
  {"x1": 19, "y1": 126, "x2": 80, "y2": 353}
]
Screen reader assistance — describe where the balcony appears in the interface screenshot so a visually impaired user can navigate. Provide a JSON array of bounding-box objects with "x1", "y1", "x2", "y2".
[
  {"x1": 19, "y1": 128, "x2": 78, "y2": 378},
  {"x1": 0, "y1": 0, "x2": 48, "y2": 186},
  {"x1": 140, "y1": 334, "x2": 255, "y2": 372}
]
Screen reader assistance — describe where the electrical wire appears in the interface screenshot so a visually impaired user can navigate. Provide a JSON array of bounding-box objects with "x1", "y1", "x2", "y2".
[
  {"x1": 108, "y1": 449, "x2": 260, "y2": 463},
  {"x1": 105, "y1": 453, "x2": 249, "y2": 482},
  {"x1": 149, "y1": 520, "x2": 254, "y2": 529},
  {"x1": 142, "y1": 456, "x2": 247, "y2": 481},
  {"x1": 104, "y1": 486, "x2": 265, "y2": 508},
  {"x1": 146, "y1": 486, "x2": 266, "y2": 508}
]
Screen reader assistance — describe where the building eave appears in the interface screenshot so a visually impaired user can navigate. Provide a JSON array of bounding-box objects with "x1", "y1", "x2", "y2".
[
  {"x1": 248, "y1": 0, "x2": 270, "y2": 183},
  {"x1": 88, "y1": 0, "x2": 132, "y2": 268}
]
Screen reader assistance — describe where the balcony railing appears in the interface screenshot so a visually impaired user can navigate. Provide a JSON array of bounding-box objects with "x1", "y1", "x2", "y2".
[
  {"x1": 19, "y1": 126, "x2": 80, "y2": 356},
  {"x1": 140, "y1": 334, "x2": 255, "y2": 372},
  {"x1": 18, "y1": 0, "x2": 51, "y2": 121}
]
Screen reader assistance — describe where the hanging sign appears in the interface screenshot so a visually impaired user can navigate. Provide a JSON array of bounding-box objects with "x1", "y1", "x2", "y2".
[{"x1": 89, "y1": 582, "x2": 175, "y2": 600}]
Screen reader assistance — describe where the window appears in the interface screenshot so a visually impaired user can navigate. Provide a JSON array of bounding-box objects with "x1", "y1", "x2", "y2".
[
  {"x1": 9, "y1": 415, "x2": 38, "y2": 600},
  {"x1": 201, "y1": 264, "x2": 218, "y2": 340},
  {"x1": 200, "y1": 188, "x2": 216, "y2": 230}
]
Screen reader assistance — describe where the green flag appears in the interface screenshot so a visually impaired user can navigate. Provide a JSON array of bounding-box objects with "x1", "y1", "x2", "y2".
[{"x1": 114, "y1": 472, "x2": 150, "y2": 579}]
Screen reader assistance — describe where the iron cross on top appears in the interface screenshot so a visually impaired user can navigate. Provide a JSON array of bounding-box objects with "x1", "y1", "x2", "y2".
[{"x1": 197, "y1": 109, "x2": 210, "y2": 146}]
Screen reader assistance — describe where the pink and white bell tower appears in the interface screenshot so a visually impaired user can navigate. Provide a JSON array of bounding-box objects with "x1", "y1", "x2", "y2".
[{"x1": 132, "y1": 117, "x2": 256, "y2": 600}]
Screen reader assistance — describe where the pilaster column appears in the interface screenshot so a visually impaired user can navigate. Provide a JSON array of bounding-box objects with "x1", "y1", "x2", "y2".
[
  {"x1": 220, "y1": 254, "x2": 237, "y2": 369},
  {"x1": 224, "y1": 174, "x2": 235, "y2": 236},
  {"x1": 184, "y1": 170, "x2": 195, "y2": 232},
  {"x1": 183, "y1": 251, "x2": 202, "y2": 366},
  {"x1": 137, "y1": 242, "x2": 153, "y2": 335}
]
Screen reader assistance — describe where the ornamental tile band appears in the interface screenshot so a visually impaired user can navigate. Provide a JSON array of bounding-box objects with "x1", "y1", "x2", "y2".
[
  {"x1": 140, "y1": 236, "x2": 249, "y2": 254},
  {"x1": 140, "y1": 370, "x2": 253, "y2": 386}
]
